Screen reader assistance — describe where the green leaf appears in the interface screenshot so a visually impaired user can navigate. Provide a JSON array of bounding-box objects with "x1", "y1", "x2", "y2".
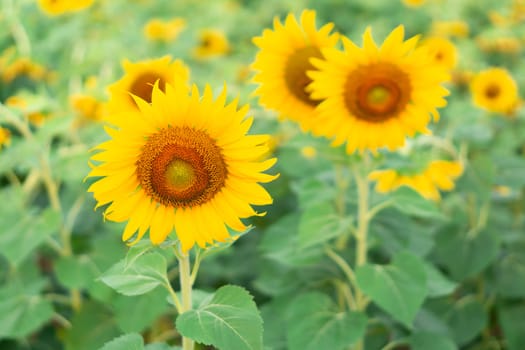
[
  {"x1": 298, "y1": 201, "x2": 352, "y2": 249},
  {"x1": 260, "y1": 295, "x2": 295, "y2": 349},
  {"x1": 124, "y1": 240, "x2": 156, "y2": 269},
  {"x1": 0, "y1": 207, "x2": 61, "y2": 266},
  {"x1": 391, "y1": 188, "x2": 444, "y2": 219},
  {"x1": 434, "y1": 226, "x2": 500, "y2": 281},
  {"x1": 424, "y1": 264, "x2": 457, "y2": 298},
  {"x1": 176, "y1": 285, "x2": 263, "y2": 350},
  {"x1": 100, "y1": 252, "x2": 168, "y2": 296},
  {"x1": 496, "y1": 250, "x2": 525, "y2": 298},
  {"x1": 55, "y1": 255, "x2": 99, "y2": 289},
  {"x1": 409, "y1": 332, "x2": 457, "y2": 350},
  {"x1": 114, "y1": 288, "x2": 170, "y2": 333},
  {"x1": 259, "y1": 213, "x2": 323, "y2": 267},
  {"x1": 64, "y1": 301, "x2": 120, "y2": 350},
  {"x1": 499, "y1": 304, "x2": 525, "y2": 350},
  {"x1": 286, "y1": 292, "x2": 367, "y2": 350},
  {"x1": 0, "y1": 292, "x2": 54, "y2": 338},
  {"x1": 356, "y1": 251, "x2": 428, "y2": 327},
  {"x1": 445, "y1": 298, "x2": 487, "y2": 345},
  {"x1": 98, "y1": 333, "x2": 144, "y2": 350}
]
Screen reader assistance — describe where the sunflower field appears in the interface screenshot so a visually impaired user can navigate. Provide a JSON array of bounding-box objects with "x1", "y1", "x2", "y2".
[{"x1": 1, "y1": 0, "x2": 525, "y2": 349}]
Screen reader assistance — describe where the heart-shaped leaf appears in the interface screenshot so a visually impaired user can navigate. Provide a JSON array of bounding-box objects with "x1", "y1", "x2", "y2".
[{"x1": 356, "y1": 252, "x2": 428, "y2": 327}]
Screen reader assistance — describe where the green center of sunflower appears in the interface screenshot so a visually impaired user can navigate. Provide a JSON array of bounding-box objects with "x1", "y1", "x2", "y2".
[
  {"x1": 485, "y1": 84, "x2": 500, "y2": 99},
  {"x1": 129, "y1": 72, "x2": 167, "y2": 106},
  {"x1": 284, "y1": 46, "x2": 323, "y2": 107},
  {"x1": 165, "y1": 159, "x2": 196, "y2": 191},
  {"x1": 136, "y1": 126, "x2": 227, "y2": 208},
  {"x1": 344, "y1": 63, "x2": 411, "y2": 123}
]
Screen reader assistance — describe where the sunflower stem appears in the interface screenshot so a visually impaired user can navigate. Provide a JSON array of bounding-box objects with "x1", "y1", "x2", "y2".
[
  {"x1": 178, "y1": 249, "x2": 194, "y2": 350},
  {"x1": 352, "y1": 153, "x2": 372, "y2": 350}
]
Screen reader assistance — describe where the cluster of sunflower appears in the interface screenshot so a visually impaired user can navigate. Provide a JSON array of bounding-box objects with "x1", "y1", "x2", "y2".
[
  {"x1": 88, "y1": 56, "x2": 277, "y2": 251},
  {"x1": 251, "y1": 9, "x2": 462, "y2": 200}
]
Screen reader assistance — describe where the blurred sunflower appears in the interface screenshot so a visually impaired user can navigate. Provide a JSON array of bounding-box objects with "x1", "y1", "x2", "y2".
[
  {"x1": 421, "y1": 37, "x2": 458, "y2": 72},
  {"x1": 37, "y1": 0, "x2": 94, "y2": 15},
  {"x1": 470, "y1": 67, "x2": 519, "y2": 115},
  {"x1": 431, "y1": 20, "x2": 469, "y2": 38},
  {"x1": 0, "y1": 127, "x2": 11, "y2": 149},
  {"x1": 308, "y1": 25, "x2": 449, "y2": 153},
  {"x1": 70, "y1": 94, "x2": 104, "y2": 123},
  {"x1": 251, "y1": 9, "x2": 339, "y2": 131},
  {"x1": 144, "y1": 18, "x2": 186, "y2": 42},
  {"x1": 193, "y1": 29, "x2": 230, "y2": 59},
  {"x1": 402, "y1": 0, "x2": 425, "y2": 7},
  {"x1": 105, "y1": 56, "x2": 189, "y2": 123},
  {"x1": 87, "y1": 83, "x2": 277, "y2": 251},
  {"x1": 369, "y1": 160, "x2": 463, "y2": 200}
]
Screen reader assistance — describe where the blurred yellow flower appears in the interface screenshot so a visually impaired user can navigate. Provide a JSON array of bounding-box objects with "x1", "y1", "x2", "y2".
[
  {"x1": 402, "y1": 0, "x2": 425, "y2": 7},
  {"x1": 144, "y1": 18, "x2": 186, "y2": 42},
  {"x1": 470, "y1": 68, "x2": 519, "y2": 115},
  {"x1": 70, "y1": 94, "x2": 104, "y2": 122},
  {"x1": 88, "y1": 83, "x2": 277, "y2": 251},
  {"x1": 369, "y1": 160, "x2": 463, "y2": 201},
  {"x1": 301, "y1": 146, "x2": 317, "y2": 159},
  {"x1": 193, "y1": 29, "x2": 230, "y2": 59},
  {"x1": 252, "y1": 9, "x2": 339, "y2": 131},
  {"x1": 28, "y1": 112, "x2": 48, "y2": 127},
  {"x1": 37, "y1": 0, "x2": 94, "y2": 15},
  {"x1": 431, "y1": 20, "x2": 469, "y2": 38},
  {"x1": 421, "y1": 37, "x2": 458, "y2": 71},
  {"x1": 105, "y1": 56, "x2": 190, "y2": 123},
  {"x1": 0, "y1": 127, "x2": 11, "y2": 149},
  {"x1": 2, "y1": 57, "x2": 48, "y2": 83},
  {"x1": 5, "y1": 95, "x2": 27, "y2": 109},
  {"x1": 476, "y1": 37, "x2": 521, "y2": 54},
  {"x1": 308, "y1": 26, "x2": 449, "y2": 153}
]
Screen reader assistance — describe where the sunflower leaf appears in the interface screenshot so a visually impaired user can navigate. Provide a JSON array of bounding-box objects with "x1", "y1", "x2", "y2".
[
  {"x1": 356, "y1": 251, "x2": 428, "y2": 328},
  {"x1": 391, "y1": 188, "x2": 444, "y2": 219},
  {"x1": 99, "y1": 252, "x2": 168, "y2": 296},
  {"x1": 298, "y1": 201, "x2": 353, "y2": 249},
  {"x1": 285, "y1": 292, "x2": 367, "y2": 350},
  {"x1": 176, "y1": 285, "x2": 263, "y2": 350},
  {"x1": 98, "y1": 333, "x2": 144, "y2": 350}
]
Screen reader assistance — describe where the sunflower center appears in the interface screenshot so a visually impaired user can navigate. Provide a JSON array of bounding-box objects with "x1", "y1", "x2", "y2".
[
  {"x1": 485, "y1": 84, "x2": 500, "y2": 99},
  {"x1": 344, "y1": 63, "x2": 411, "y2": 123},
  {"x1": 136, "y1": 126, "x2": 227, "y2": 208},
  {"x1": 165, "y1": 159, "x2": 196, "y2": 191},
  {"x1": 284, "y1": 46, "x2": 323, "y2": 107},
  {"x1": 129, "y1": 72, "x2": 166, "y2": 106}
]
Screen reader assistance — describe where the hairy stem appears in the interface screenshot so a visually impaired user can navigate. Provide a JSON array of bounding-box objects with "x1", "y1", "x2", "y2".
[{"x1": 179, "y1": 250, "x2": 194, "y2": 350}]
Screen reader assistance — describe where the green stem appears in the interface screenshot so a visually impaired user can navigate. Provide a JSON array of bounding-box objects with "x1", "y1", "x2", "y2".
[
  {"x1": 352, "y1": 154, "x2": 372, "y2": 350},
  {"x1": 4, "y1": 0, "x2": 31, "y2": 56},
  {"x1": 354, "y1": 160, "x2": 370, "y2": 309},
  {"x1": 178, "y1": 250, "x2": 194, "y2": 350},
  {"x1": 190, "y1": 248, "x2": 202, "y2": 285},
  {"x1": 325, "y1": 247, "x2": 358, "y2": 295}
]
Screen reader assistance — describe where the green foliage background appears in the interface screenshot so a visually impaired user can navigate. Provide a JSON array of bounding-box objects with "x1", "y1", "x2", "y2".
[{"x1": 1, "y1": 0, "x2": 525, "y2": 349}]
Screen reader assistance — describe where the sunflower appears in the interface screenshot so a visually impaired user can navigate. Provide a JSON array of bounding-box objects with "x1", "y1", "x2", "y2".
[
  {"x1": 192, "y1": 29, "x2": 230, "y2": 59},
  {"x1": 470, "y1": 67, "x2": 519, "y2": 114},
  {"x1": 105, "y1": 56, "x2": 190, "y2": 123},
  {"x1": 369, "y1": 160, "x2": 463, "y2": 200},
  {"x1": 144, "y1": 18, "x2": 186, "y2": 42},
  {"x1": 251, "y1": 10, "x2": 339, "y2": 131},
  {"x1": 421, "y1": 37, "x2": 458, "y2": 71},
  {"x1": 308, "y1": 25, "x2": 449, "y2": 153},
  {"x1": 0, "y1": 127, "x2": 11, "y2": 150},
  {"x1": 431, "y1": 20, "x2": 469, "y2": 38},
  {"x1": 37, "y1": 0, "x2": 94, "y2": 15},
  {"x1": 402, "y1": 0, "x2": 425, "y2": 7},
  {"x1": 87, "y1": 83, "x2": 277, "y2": 251}
]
